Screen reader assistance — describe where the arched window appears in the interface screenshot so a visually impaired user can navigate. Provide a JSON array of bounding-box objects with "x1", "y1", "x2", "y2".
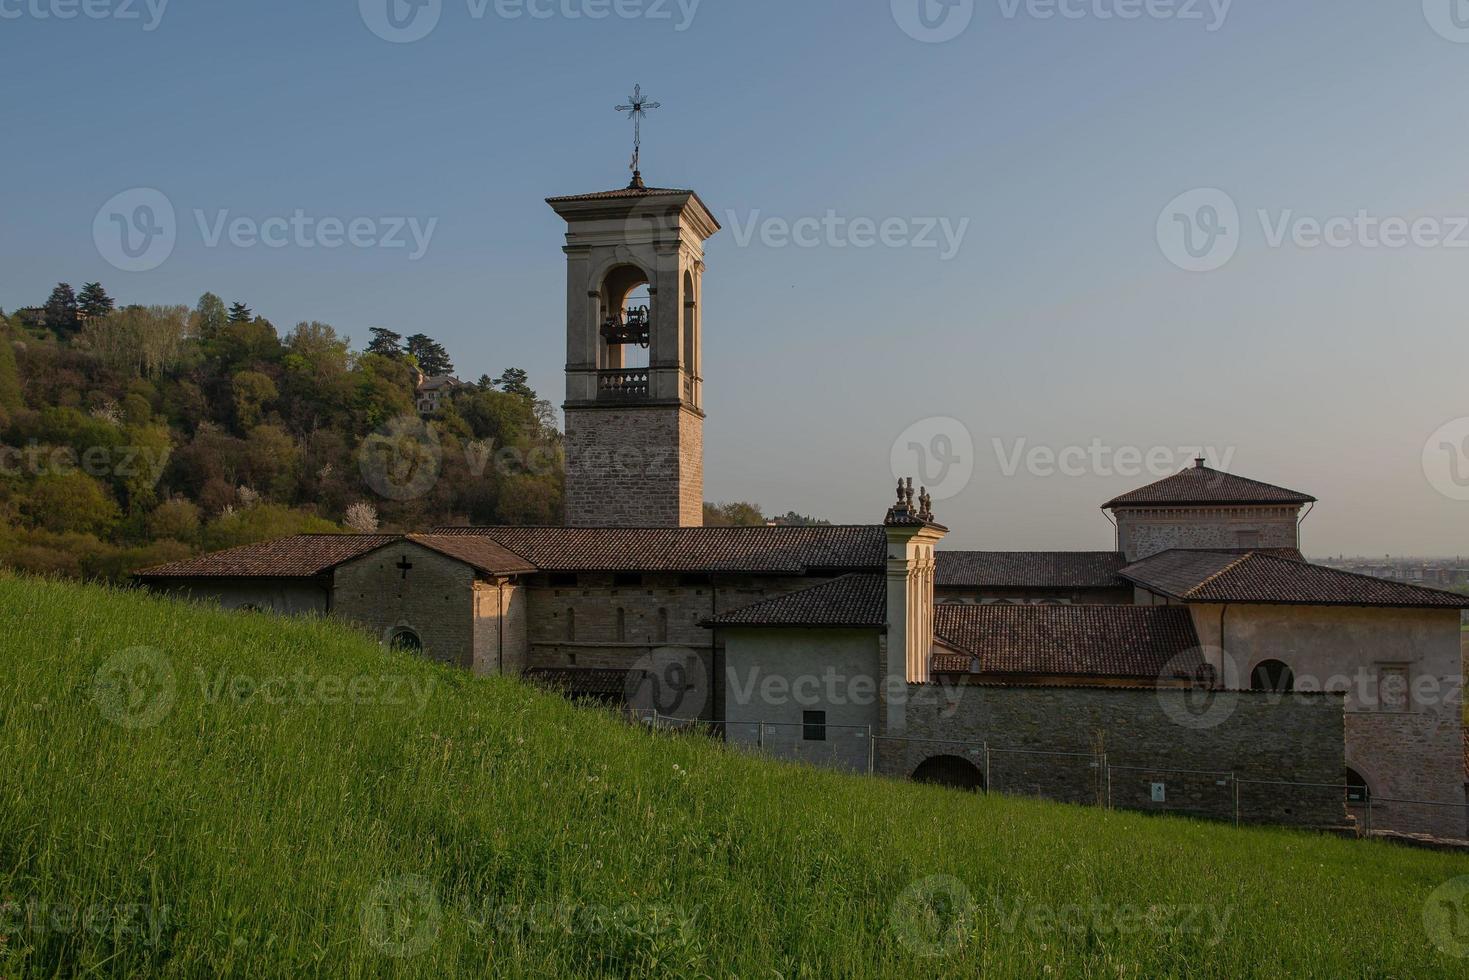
[
  {"x1": 1251, "y1": 660, "x2": 1295, "y2": 693},
  {"x1": 390, "y1": 629, "x2": 422, "y2": 653},
  {"x1": 911, "y1": 755, "x2": 985, "y2": 792}
]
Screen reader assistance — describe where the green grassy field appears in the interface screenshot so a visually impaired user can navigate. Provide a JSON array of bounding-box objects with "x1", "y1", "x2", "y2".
[{"x1": 3, "y1": 575, "x2": 1469, "y2": 977}]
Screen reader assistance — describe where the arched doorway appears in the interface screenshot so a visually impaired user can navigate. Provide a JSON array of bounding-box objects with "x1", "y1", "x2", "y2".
[
  {"x1": 389, "y1": 629, "x2": 422, "y2": 654},
  {"x1": 1346, "y1": 767, "x2": 1372, "y2": 805},
  {"x1": 1250, "y1": 660, "x2": 1295, "y2": 693},
  {"x1": 912, "y1": 756, "x2": 985, "y2": 792}
]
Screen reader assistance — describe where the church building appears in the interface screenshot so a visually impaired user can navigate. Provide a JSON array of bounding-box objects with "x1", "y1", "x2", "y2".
[{"x1": 137, "y1": 173, "x2": 1469, "y2": 840}]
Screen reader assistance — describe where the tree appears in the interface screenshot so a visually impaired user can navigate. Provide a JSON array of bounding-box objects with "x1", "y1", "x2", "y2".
[
  {"x1": 344, "y1": 501, "x2": 379, "y2": 533},
  {"x1": 365, "y1": 328, "x2": 404, "y2": 359},
  {"x1": 228, "y1": 302, "x2": 254, "y2": 323},
  {"x1": 495, "y1": 368, "x2": 534, "y2": 401},
  {"x1": 704, "y1": 501, "x2": 767, "y2": 527},
  {"x1": 194, "y1": 293, "x2": 228, "y2": 339},
  {"x1": 77, "y1": 282, "x2": 115, "y2": 322},
  {"x1": 0, "y1": 318, "x2": 22, "y2": 425},
  {"x1": 404, "y1": 334, "x2": 455, "y2": 376},
  {"x1": 43, "y1": 283, "x2": 80, "y2": 336},
  {"x1": 232, "y1": 371, "x2": 278, "y2": 429},
  {"x1": 21, "y1": 473, "x2": 122, "y2": 536},
  {"x1": 81, "y1": 305, "x2": 189, "y2": 377}
]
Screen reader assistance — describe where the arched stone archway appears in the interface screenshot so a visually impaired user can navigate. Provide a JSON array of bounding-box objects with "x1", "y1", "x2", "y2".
[
  {"x1": 1250, "y1": 659, "x2": 1295, "y2": 693},
  {"x1": 912, "y1": 755, "x2": 985, "y2": 792}
]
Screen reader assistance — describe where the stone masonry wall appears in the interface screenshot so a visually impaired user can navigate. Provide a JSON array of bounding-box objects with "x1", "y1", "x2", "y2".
[
  {"x1": 564, "y1": 405, "x2": 703, "y2": 527},
  {"x1": 524, "y1": 574, "x2": 832, "y2": 719},
  {"x1": 878, "y1": 685, "x2": 1347, "y2": 830},
  {"x1": 1116, "y1": 506, "x2": 1300, "y2": 561},
  {"x1": 332, "y1": 543, "x2": 475, "y2": 670}
]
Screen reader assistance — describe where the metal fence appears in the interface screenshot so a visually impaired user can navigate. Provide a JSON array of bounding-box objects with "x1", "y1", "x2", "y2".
[{"x1": 625, "y1": 709, "x2": 1469, "y2": 840}]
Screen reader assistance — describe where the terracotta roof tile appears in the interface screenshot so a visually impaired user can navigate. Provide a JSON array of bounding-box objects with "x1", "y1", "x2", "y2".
[
  {"x1": 525, "y1": 667, "x2": 643, "y2": 700},
  {"x1": 706, "y1": 574, "x2": 886, "y2": 628},
  {"x1": 1120, "y1": 550, "x2": 1469, "y2": 608},
  {"x1": 134, "y1": 534, "x2": 398, "y2": 579},
  {"x1": 936, "y1": 552, "x2": 1127, "y2": 589},
  {"x1": 934, "y1": 604, "x2": 1204, "y2": 680},
  {"x1": 405, "y1": 534, "x2": 537, "y2": 576},
  {"x1": 432, "y1": 526, "x2": 887, "y2": 575},
  {"x1": 1104, "y1": 464, "x2": 1316, "y2": 508}
]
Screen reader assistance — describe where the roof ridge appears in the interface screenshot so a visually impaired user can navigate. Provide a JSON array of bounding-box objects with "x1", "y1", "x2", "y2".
[{"x1": 1182, "y1": 552, "x2": 1259, "y2": 598}]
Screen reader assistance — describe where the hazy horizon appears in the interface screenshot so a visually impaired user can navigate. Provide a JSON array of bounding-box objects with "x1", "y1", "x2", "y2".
[{"x1": 6, "y1": 0, "x2": 1469, "y2": 554}]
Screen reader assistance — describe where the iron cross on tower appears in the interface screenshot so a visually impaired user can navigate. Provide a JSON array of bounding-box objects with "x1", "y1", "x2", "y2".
[{"x1": 616, "y1": 84, "x2": 660, "y2": 189}]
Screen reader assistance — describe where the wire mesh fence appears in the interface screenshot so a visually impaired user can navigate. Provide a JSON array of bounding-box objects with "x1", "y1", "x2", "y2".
[{"x1": 623, "y1": 709, "x2": 1468, "y2": 839}]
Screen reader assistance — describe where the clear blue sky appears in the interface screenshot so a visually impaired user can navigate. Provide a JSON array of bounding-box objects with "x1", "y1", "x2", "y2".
[{"x1": 5, "y1": 0, "x2": 1469, "y2": 555}]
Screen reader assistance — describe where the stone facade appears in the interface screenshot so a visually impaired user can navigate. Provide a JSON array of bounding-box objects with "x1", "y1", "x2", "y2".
[
  {"x1": 1116, "y1": 505, "x2": 1301, "y2": 562},
  {"x1": 877, "y1": 684, "x2": 1348, "y2": 828},
  {"x1": 562, "y1": 405, "x2": 703, "y2": 527},
  {"x1": 332, "y1": 542, "x2": 522, "y2": 676},
  {"x1": 1186, "y1": 602, "x2": 1466, "y2": 837},
  {"x1": 523, "y1": 573, "x2": 833, "y2": 720}
]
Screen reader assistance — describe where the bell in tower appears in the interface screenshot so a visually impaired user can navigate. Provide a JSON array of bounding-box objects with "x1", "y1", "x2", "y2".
[{"x1": 546, "y1": 91, "x2": 720, "y2": 527}]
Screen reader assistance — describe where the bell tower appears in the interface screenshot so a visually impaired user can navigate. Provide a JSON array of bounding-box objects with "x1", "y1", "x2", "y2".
[{"x1": 547, "y1": 182, "x2": 719, "y2": 526}]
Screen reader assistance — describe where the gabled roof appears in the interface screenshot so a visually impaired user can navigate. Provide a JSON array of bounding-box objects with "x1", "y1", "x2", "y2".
[
  {"x1": 936, "y1": 552, "x2": 1127, "y2": 590},
  {"x1": 705, "y1": 574, "x2": 886, "y2": 629},
  {"x1": 432, "y1": 526, "x2": 886, "y2": 575},
  {"x1": 1103, "y1": 463, "x2": 1316, "y2": 509},
  {"x1": 1120, "y1": 550, "x2": 1469, "y2": 609},
  {"x1": 402, "y1": 534, "x2": 537, "y2": 576},
  {"x1": 134, "y1": 533, "x2": 536, "y2": 580},
  {"x1": 932, "y1": 605, "x2": 1204, "y2": 680},
  {"x1": 134, "y1": 534, "x2": 398, "y2": 579}
]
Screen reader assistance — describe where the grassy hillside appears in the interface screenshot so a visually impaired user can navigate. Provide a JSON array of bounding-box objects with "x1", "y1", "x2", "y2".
[{"x1": 1, "y1": 576, "x2": 1467, "y2": 977}]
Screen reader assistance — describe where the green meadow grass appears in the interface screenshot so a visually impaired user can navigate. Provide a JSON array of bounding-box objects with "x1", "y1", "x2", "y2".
[{"x1": 2, "y1": 574, "x2": 1468, "y2": 977}]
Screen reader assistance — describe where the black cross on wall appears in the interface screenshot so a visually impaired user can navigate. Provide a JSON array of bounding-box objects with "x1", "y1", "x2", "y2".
[{"x1": 396, "y1": 556, "x2": 413, "y2": 580}]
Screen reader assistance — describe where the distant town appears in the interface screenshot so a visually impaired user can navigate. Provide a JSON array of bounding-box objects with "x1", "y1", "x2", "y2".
[{"x1": 1314, "y1": 557, "x2": 1469, "y2": 592}]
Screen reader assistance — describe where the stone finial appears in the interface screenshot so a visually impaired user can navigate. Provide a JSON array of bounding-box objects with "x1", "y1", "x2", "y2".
[
  {"x1": 919, "y1": 488, "x2": 933, "y2": 522},
  {"x1": 896, "y1": 478, "x2": 907, "y2": 507},
  {"x1": 905, "y1": 477, "x2": 915, "y2": 509}
]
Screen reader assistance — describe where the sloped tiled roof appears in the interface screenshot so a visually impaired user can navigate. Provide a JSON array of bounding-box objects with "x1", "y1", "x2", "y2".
[
  {"x1": 933, "y1": 604, "x2": 1204, "y2": 680},
  {"x1": 706, "y1": 574, "x2": 886, "y2": 628},
  {"x1": 1103, "y1": 464, "x2": 1316, "y2": 508},
  {"x1": 135, "y1": 533, "x2": 537, "y2": 580},
  {"x1": 1121, "y1": 550, "x2": 1469, "y2": 609},
  {"x1": 134, "y1": 534, "x2": 398, "y2": 579},
  {"x1": 525, "y1": 667, "x2": 643, "y2": 700},
  {"x1": 546, "y1": 186, "x2": 694, "y2": 202},
  {"x1": 404, "y1": 534, "x2": 538, "y2": 576},
  {"x1": 936, "y1": 552, "x2": 1128, "y2": 589},
  {"x1": 433, "y1": 526, "x2": 887, "y2": 575}
]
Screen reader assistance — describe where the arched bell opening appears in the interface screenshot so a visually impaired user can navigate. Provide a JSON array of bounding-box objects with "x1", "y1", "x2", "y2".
[{"x1": 599, "y1": 264, "x2": 653, "y2": 376}]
